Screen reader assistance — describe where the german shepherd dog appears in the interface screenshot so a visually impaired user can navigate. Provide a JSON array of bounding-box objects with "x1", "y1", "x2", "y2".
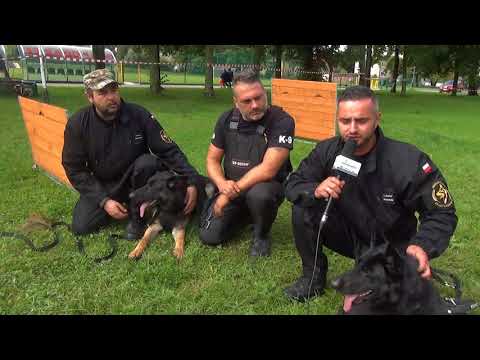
[
  {"x1": 331, "y1": 242, "x2": 473, "y2": 315},
  {"x1": 127, "y1": 171, "x2": 212, "y2": 260}
]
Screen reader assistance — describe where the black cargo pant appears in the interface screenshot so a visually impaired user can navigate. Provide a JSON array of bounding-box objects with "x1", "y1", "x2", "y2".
[
  {"x1": 292, "y1": 203, "x2": 360, "y2": 281},
  {"x1": 71, "y1": 154, "x2": 162, "y2": 235},
  {"x1": 199, "y1": 181, "x2": 284, "y2": 245}
]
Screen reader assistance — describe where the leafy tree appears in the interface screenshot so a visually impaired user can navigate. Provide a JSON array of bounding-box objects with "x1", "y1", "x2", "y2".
[{"x1": 282, "y1": 45, "x2": 339, "y2": 81}]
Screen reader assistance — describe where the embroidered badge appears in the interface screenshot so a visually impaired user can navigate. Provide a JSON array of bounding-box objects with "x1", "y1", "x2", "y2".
[
  {"x1": 431, "y1": 181, "x2": 453, "y2": 208},
  {"x1": 382, "y1": 192, "x2": 395, "y2": 205},
  {"x1": 160, "y1": 129, "x2": 173, "y2": 144}
]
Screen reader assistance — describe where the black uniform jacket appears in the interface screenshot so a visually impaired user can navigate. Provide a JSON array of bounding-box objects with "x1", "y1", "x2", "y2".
[
  {"x1": 62, "y1": 100, "x2": 199, "y2": 206},
  {"x1": 285, "y1": 127, "x2": 457, "y2": 259}
]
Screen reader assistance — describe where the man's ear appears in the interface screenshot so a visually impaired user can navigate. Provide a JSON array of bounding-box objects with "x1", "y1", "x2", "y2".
[
  {"x1": 233, "y1": 96, "x2": 238, "y2": 109},
  {"x1": 86, "y1": 91, "x2": 94, "y2": 104},
  {"x1": 376, "y1": 112, "x2": 382, "y2": 128}
]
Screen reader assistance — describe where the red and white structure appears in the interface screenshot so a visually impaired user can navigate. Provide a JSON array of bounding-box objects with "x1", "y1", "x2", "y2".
[{"x1": 17, "y1": 45, "x2": 116, "y2": 63}]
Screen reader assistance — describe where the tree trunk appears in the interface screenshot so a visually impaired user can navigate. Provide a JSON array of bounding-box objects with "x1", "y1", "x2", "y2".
[
  {"x1": 253, "y1": 45, "x2": 264, "y2": 75},
  {"x1": 467, "y1": 67, "x2": 478, "y2": 96},
  {"x1": 150, "y1": 45, "x2": 161, "y2": 94},
  {"x1": 0, "y1": 59, "x2": 10, "y2": 80},
  {"x1": 452, "y1": 59, "x2": 459, "y2": 97},
  {"x1": 359, "y1": 45, "x2": 366, "y2": 86},
  {"x1": 364, "y1": 45, "x2": 372, "y2": 88},
  {"x1": 92, "y1": 45, "x2": 106, "y2": 70},
  {"x1": 300, "y1": 46, "x2": 318, "y2": 81},
  {"x1": 204, "y1": 45, "x2": 214, "y2": 97},
  {"x1": 391, "y1": 45, "x2": 400, "y2": 93},
  {"x1": 401, "y1": 46, "x2": 408, "y2": 95},
  {"x1": 274, "y1": 45, "x2": 282, "y2": 79}
]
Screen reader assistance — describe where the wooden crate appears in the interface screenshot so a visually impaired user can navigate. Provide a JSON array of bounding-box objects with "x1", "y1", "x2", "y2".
[
  {"x1": 18, "y1": 96, "x2": 72, "y2": 187},
  {"x1": 271, "y1": 79, "x2": 337, "y2": 142}
]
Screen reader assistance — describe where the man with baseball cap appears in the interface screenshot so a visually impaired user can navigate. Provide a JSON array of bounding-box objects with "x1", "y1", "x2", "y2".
[{"x1": 62, "y1": 69, "x2": 201, "y2": 239}]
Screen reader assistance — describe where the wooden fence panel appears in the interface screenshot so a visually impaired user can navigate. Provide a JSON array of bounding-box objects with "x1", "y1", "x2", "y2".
[
  {"x1": 18, "y1": 96, "x2": 72, "y2": 187},
  {"x1": 271, "y1": 79, "x2": 337, "y2": 142}
]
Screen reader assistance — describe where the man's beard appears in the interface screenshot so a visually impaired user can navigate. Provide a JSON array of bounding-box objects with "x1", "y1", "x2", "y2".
[
  {"x1": 241, "y1": 104, "x2": 268, "y2": 122},
  {"x1": 96, "y1": 103, "x2": 119, "y2": 120}
]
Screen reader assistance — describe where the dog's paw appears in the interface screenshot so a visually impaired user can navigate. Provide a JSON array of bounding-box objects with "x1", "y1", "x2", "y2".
[
  {"x1": 128, "y1": 249, "x2": 143, "y2": 260},
  {"x1": 173, "y1": 247, "x2": 184, "y2": 260}
]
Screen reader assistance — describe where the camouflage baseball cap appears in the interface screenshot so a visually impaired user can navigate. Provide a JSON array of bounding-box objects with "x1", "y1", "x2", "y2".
[{"x1": 83, "y1": 69, "x2": 117, "y2": 91}]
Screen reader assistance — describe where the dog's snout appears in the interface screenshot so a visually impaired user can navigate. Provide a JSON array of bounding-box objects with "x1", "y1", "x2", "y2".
[{"x1": 331, "y1": 278, "x2": 343, "y2": 289}]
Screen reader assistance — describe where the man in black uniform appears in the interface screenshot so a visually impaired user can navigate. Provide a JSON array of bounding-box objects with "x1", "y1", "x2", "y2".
[
  {"x1": 199, "y1": 69, "x2": 295, "y2": 257},
  {"x1": 283, "y1": 85, "x2": 458, "y2": 302},
  {"x1": 62, "y1": 69, "x2": 200, "y2": 239}
]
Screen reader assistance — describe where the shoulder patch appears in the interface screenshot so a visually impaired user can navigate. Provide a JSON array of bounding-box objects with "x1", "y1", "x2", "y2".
[
  {"x1": 432, "y1": 181, "x2": 453, "y2": 208},
  {"x1": 160, "y1": 129, "x2": 173, "y2": 144}
]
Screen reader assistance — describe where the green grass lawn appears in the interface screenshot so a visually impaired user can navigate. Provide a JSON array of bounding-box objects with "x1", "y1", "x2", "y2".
[{"x1": 0, "y1": 87, "x2": 479, "y2": 314}]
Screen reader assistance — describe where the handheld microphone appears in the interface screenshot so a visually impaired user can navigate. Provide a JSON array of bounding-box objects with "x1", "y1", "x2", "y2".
[
  {"x1": 320, "y1": 139, "x2": 361, "y2": 226},
  {"x1": 307, "y1": 139, "x2": 361, "y2": 305}
]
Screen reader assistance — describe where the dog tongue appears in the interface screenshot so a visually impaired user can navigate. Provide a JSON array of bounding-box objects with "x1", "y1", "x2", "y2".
[
  {"x1": 139, "y1": 202, "x2": 150, "y2": 218},
  {"x1": 343, "y1": 295, "x2": 358, "y2": 313}
]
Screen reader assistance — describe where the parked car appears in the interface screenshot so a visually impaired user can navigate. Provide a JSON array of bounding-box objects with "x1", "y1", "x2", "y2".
[{"x1": 439, "y1": 80, "x2": 464, "y2": 93}]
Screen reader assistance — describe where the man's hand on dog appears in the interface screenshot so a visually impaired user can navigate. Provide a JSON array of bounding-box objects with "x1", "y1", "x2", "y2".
[
  {"x1": 213, "y1": 193, "x2": 230, "y2": 217},
  {"x1": 406, "y1": 244, "x2": 432, "y2": 279},
  {"x1": 183, "y1": 185, "x2": 198, "y2": 215},
  {"x1": 104, "y1": 199, "x2": 128, "y2": 220},
  {"x1": 314, "y1": 176, "x2": 345, "y2": 200},
  {"x1": 218, "y1": 180, "x2": 241, "y2": 200}
]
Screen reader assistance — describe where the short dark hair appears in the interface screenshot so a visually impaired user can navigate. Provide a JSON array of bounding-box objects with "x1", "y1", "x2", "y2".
[
  {"x1": 338, "y1": 85, "x2": 379, "y2": 111},
  {"x1": 233, "y1": 68, "x2": 262, "y2": 87}
]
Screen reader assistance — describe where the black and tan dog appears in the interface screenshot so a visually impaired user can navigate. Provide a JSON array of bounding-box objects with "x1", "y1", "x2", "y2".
[
  {"x1": 331, "y1": 242, "x2": 476, "y2": 315},
  {"x1": 127, "y1": 171, "x2": 212, "y2": 260}
]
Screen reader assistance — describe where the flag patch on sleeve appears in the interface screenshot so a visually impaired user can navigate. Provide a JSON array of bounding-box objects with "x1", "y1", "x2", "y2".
[{"x1": 422, "y1": 162, "x2": 432, "y2": 174}]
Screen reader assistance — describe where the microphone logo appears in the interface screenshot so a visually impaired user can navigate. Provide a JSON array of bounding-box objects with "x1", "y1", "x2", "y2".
[{"x1": 332, "y1": 155, "x2": 362, "y2": 178}]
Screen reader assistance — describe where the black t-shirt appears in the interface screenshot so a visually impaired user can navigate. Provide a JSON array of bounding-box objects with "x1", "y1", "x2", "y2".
[{"x1": 211, "y1": 106, "x2": 295, "y2": 151}]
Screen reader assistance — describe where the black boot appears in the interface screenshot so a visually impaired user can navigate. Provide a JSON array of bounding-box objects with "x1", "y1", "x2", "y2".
[
  {"x1": 250, "y1": 235, "x2": 271, "y2": 257},
  {"x1": 283, "y1": 275, "x2": 325, "y2": 302}
]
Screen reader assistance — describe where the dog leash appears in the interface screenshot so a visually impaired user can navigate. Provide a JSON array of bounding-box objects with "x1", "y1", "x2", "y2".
[
  {"x1": 0, "y1": 219, "x2": 121, "y2": 263},
  {"x1": 430, "y1": 267, "x2": 479, "y2": 313}
]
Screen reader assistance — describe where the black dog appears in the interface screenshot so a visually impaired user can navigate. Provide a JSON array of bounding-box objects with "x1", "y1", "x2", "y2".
[
  {"x1": 331, "y1": 242, "x2": 471, "y2": 315},
  {"x1": 127, "y1": 171, "x2": 213, "y2": 260}
]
